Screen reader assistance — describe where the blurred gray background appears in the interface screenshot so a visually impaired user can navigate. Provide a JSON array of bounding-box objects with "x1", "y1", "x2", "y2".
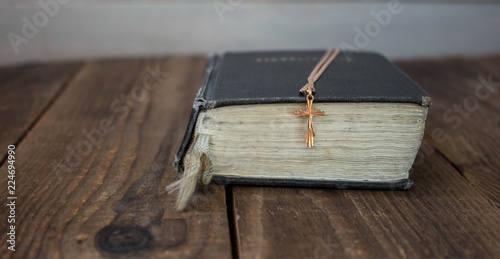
[{"x1": 1, "y1": 1, "x2": 499, "y2": 66}]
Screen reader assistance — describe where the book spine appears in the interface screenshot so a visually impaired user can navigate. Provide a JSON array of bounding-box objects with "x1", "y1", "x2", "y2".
[{"x1": 174, "y1": 54, "x2": 220, "y2": 174}]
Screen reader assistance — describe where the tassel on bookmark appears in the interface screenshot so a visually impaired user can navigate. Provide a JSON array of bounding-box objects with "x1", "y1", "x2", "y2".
[{"x1": 167, "y1": 134, "x2": 213, "y2": 211}]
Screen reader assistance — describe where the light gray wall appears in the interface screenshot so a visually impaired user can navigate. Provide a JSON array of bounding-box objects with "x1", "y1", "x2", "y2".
[{"x1": 1, "y1": 2, "x2": 500, "y2": 66}]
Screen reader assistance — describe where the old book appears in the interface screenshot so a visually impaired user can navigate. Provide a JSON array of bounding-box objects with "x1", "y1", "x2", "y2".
[{"x1": 171, "y1": 50, "x2": 431, "y2": 210}]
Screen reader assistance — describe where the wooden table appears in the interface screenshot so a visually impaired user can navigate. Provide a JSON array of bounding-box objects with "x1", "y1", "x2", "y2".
[{"x1": 1, "y1": 56, "x2": 499, "y2": 258}]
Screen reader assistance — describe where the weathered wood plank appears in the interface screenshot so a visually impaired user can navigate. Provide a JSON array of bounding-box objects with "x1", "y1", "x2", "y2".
[
  {"x1": 396, "y1": 57, "x2": 500, "y2": 207},
  {"x1": 473, "y1": 55, "x2": 500, "y2": 74},
  {"x1": 0, "y1": 57, "x2": 231, "y2": 258},
  {"x1": 0, "y1": 63, "x2": 80, "y2": 161},
  {"x1": 232, "y1": 140, "x2": 500, "y2": 258}
]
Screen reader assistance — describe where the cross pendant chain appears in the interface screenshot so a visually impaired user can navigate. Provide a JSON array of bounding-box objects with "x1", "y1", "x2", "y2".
[{"x1": 294, "y1": 90, "x2": 326, "y2": 148}]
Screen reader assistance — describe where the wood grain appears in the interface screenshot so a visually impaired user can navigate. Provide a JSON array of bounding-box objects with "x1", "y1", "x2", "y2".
[
  {"x1": 2, "y1": 56, "x2": 500, "y2": 259},
  {"x1": 0, "y1": 63, "x2": 80, "y2": 161},
  {"x1": 232, "y1": 140, "x2": 500, "y2": 258},
  {"x1": 396, "y1": 58, "x2": 500, "y2": 207},
  {"x1": 0, "y1": 57, "x2": 232, "y2": 258}
]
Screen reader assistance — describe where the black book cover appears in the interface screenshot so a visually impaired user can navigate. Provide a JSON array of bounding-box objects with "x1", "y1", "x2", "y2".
[{"x1": 174, "y1": 50, "x2": 430, "y2": 190}]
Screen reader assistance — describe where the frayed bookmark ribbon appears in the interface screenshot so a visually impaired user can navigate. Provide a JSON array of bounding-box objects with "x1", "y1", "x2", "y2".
[{"x1": 167, "y1": 134, "x2": 213, "y2": 211}]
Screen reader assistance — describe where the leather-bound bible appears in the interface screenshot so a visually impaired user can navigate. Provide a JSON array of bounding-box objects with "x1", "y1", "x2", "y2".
[{"x1": 170, "y1": 50, "x2": 431, "y2": 210}]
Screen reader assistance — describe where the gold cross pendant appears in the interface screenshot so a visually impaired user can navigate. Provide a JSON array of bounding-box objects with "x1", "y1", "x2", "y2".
[{"x1": 294, "y1": 90, "x2": 326, "y2": 148}]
